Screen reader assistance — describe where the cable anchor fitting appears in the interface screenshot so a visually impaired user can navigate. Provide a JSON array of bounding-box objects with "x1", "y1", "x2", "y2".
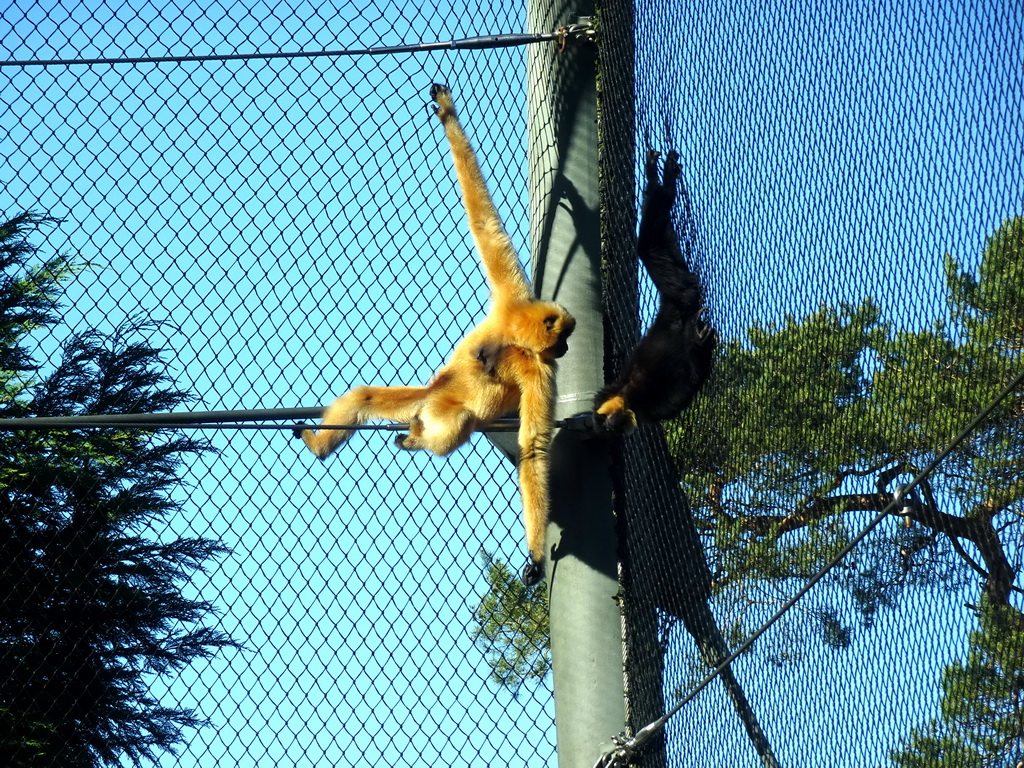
[
  {"x1": 592, "y1": 719, "x2": 664, "y2": 768},
  {"x1": 557, "y1": 16, "x2": 597, "y2": 52},
  {"x1": 559, "y1": 412, "x2": 597, "y2": 432}
]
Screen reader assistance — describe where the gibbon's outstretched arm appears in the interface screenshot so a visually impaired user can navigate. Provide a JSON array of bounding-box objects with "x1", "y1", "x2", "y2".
[
  {"x1": 296, "y1": 84, "x2": 574, "y2": 586},
  {"x1": 430, "y1": 84, "x2": 531, "y2": 308},
  {"x1": 594, "y1": 149, "x2": 716, "y2": 433},
  {"x1": 429, "y1": 83, "x2": 574, "y2": 356}
]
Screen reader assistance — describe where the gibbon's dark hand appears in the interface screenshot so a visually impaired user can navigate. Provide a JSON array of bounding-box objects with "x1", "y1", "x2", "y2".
[
  {"x1": 429, "y1": 82, "x2": 449, "y2": 101},
  {"x1": 521, "y1": 560, "x2": 544, "y2": 586},
  {"x1": 429, "y1": 83, "x2": 451, "y2": 116}
]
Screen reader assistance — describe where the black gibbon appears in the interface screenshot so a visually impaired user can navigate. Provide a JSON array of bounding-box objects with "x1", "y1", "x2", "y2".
[
  {"x1": 594, "y1": 149, "x2": 716, "y2": 433},
  {"x1": 296, "y1": 83, "x2": 575, "y2": 586}
]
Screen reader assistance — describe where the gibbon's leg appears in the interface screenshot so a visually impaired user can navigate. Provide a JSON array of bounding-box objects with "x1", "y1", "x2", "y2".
[
  {"x1": 636, "y1": 149, "x2": 677, "y2": 287},
  {"x1": 637, "y1": 150, "x2": 707, "y2": 330},
  {"x1": 393, "y1": 400, "x2": 477, "y2": 456},
  {"x1": 296, "y1": 385, "x2": 427, "y2": 459},
  {"x1": 637, "y1": 151, "x2": 682, "y2": 291}
]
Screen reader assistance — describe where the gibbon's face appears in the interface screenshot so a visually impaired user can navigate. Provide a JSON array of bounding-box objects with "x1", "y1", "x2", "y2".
[{"x1": 545, "y1": 316, "x2": 576, "y2": 359}]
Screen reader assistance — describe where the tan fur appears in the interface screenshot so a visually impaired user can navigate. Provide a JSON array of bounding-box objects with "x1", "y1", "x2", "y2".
[
  {"x1": 298, "y1": 84, "x2": 574, "y2": 580},
  {"x1": 594, "y1": 394, "x2": 637, "y2": 435}
]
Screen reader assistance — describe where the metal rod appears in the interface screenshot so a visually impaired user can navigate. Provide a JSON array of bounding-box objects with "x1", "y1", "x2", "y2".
[
  {"x1": 0, "y1": 408, "x2": 532, "y2": 432},
  {"x1": 0, "y1": 407, "x2": 324, "y2": 428}
]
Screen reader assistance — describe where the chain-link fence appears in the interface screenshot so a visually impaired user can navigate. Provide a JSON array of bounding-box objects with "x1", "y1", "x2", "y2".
[
  {"x1": 3, "y1": 0, "x2": 1023, "y2": 766},
  {"x1": 3, "y1": 1, "x2": 556, "y2": 766}
]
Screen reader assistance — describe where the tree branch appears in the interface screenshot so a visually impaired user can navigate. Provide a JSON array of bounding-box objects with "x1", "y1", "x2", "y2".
[
  {"x1": 721, "y1": 464, "x2": 1019, "y2": 605},
  {"x1": 736, "y1": 493, "x2": 887, "y2": 536}
]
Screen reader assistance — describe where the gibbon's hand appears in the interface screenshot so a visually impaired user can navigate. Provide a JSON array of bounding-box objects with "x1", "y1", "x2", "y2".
[
  {"x1": 430, "y1": 83, "x2": 453, "y2": 118},
  {"x1": 521, "y1": 561, "x2": 544, "y2": 587}
]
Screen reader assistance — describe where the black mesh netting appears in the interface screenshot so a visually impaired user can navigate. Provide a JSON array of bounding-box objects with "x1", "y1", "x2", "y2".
[
  {"x1": 599, "y1": 1, "x2": 1024, "y2": 767},
  {"x1": 2, "y1": 0, "x2": 1024, "y2": 767}
]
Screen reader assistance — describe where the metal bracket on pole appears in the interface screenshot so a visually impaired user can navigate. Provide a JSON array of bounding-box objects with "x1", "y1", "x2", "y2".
[
  {"x1": 559, "y1": 412, "x2": 598, "y2": 432},
  {"x1": 557, "y1": 16, "x2": 597, "y2": 51}
]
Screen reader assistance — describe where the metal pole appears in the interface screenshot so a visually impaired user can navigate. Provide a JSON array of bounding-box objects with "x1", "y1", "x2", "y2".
[{"x1": 525, "y1": 3, "x2": 627, "y2": 767}]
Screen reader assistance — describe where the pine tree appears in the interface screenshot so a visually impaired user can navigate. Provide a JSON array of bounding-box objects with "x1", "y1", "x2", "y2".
[{"x1": 0, "y1": 212, "x2": 240, "y2": 767}]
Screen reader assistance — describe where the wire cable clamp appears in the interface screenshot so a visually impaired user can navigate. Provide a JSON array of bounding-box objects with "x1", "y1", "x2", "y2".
[
  {"x1": 592, "y1": 721, "x2": 664, "y2": 768},
  {"x1": 557, "y1": 16, "x2": 597, "y2": 52}
]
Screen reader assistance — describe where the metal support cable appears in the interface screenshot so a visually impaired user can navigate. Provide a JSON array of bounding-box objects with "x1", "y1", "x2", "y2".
[
  {"x1": 1, "y1": 20, "x2": 596, "y2": 68},
  {"x1": 595, "y1": 364, "x2": 1024, "y2": 768}
]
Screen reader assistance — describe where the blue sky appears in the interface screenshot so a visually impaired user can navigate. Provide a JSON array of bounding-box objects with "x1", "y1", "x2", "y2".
[
  {"x1": 636, "y1": 0, "x2": 1023, "y2": 341},
  {"x1": 2, "y1": 0, "x2": 1023, "y2": 766}
]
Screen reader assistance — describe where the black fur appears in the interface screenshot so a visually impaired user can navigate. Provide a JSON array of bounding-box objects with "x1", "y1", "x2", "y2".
[
  {"x1": 594, "y1": 150, "x2": 716, "y2": 432},
  {"x1": 521, "y1": 561, "x2": 544, "y2": 586}
]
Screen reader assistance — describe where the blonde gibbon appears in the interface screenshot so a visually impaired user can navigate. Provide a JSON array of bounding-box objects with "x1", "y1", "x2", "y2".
[{"x1": 296, "y1": 83, "x2": 575, "y2": 586}]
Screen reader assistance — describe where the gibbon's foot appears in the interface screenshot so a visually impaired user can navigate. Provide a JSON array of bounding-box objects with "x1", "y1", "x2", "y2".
[
  {"x1": 521, "y1": 559, "x2": 545, "y2": 586},
  {"x1": 394, "y1": 432, "x2": 426, "y2": 451},
  {"x1": 394, "y1": 414, "x2": 427, "y2": 451},
  {"x1": 294, "y1": 428, "x2": 329, "y2": 461},
  {"x1": 594, "y1": 395, "x2": 638, "y2": 435}
]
